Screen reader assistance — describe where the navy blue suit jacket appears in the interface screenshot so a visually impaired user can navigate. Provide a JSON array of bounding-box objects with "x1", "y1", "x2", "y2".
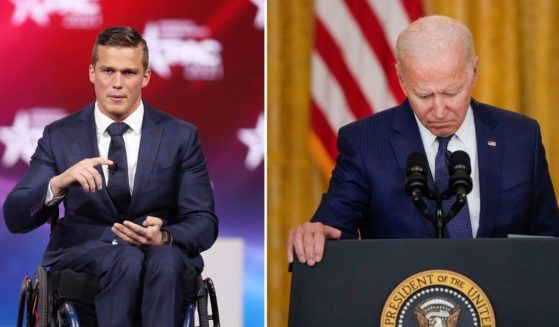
[
  {"x1": 4, "y1": 102, "x2": 218, "y2": 266},
  {"x1": 312, "y1": 99, "x2": 559, "y2": 239}
]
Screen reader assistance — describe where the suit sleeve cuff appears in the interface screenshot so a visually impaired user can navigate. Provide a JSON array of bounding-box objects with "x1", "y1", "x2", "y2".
[{"x1": 45, "y1": 181, "x2": 65, "y2": 207}]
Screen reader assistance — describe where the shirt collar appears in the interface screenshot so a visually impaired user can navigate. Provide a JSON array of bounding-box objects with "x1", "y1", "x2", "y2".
[
  {"x1": 414, "y1": 105, "x2": 475, "y2": 150},
  {"x1": 94, "y1": 101, "x2": 144, "y2": 136},
  {"x1": 454, "y1": 105, "x2": 475, "y2": 149}
]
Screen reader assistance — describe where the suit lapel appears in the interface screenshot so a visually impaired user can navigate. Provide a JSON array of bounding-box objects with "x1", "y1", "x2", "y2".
[
  {"x1": 129, "y1": 104, "x2": 163, "y2": 212},
  {"x1": 472, "y1": 100, "x2": 503, "y2": 237},
  {"x1": 76, "y1": 104, "x2": 100, "y2": 160},
  {"x1": 77, "y1": 104, "x2": 119, "y2": 220},
  {"x1": 390, "y1": 101, "x2": 435, "y2": 187},
  {"x1": 390, "y1": 101, "x2": 435, "y2": 234}
]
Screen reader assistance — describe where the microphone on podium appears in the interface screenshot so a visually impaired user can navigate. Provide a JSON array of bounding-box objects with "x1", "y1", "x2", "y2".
[
  {"x1": 448, "y1": 150, "x2": 473, "y2": 202},
  {"x1": 444, "y1": 151, "x2": 473, "y2": 223},
  {"x1": 405, "y1": 153, "x2": 432, "y2": 221},
  {"x1": 405, "y1": 152, "x2": 429, "y2": 199}
]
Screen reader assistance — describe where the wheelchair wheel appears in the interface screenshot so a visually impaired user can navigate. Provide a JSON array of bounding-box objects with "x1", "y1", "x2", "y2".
[
  {"x1": 197, "y1": 292, "x2": 209, "y2": 327},
  {"x1": 16, "y1": 276, "x2": 32, "y2": 327},
  {"x1": 33, "y1": 267, "x2": 50, "y2": 327},
  {"x1": 196, "y1": 278, "x2": 219, "y2": 327},
  {"x1": 205, "y1": 278, "x2": 220, "y2": 327}
]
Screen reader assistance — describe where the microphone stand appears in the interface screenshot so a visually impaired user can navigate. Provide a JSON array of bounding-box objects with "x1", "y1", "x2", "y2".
[
  {"x1": 404, "y1": 151, "x2": 471, "y2": 239},
  {"x1": 431, "y1": 191, "x2": 447, "y2": 239},
  {"x1": 443, "y1": 193, "x2": 467, "y2": 226},
  {"x1": 409, "y1": 191, "x2": 445, "y2": 239},
  {"x1": 430, "y1": 190, "x2": 462, "y2": 239},
  {"x1": 435, "y1": 195, "x2": 444, "y2": 239},
  {"x1": 410, "y1": 193, "x2": 432, "y2": 223}
]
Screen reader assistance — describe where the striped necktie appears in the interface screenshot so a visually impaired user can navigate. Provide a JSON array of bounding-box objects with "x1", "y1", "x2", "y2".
[{"x1": 435, "y1": 136, "x2": 472, "y2": 238}]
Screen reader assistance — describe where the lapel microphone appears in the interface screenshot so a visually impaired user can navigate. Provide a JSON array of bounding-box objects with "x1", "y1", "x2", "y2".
[{"x1": 108, "y1": 163, "x2": 119, "y2": 175}]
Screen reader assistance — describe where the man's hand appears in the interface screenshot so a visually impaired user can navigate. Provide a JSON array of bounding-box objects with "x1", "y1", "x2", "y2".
[
  {"x1": 112, "y1": 216, "x2": 165, "y2": 247},
  {"x1": 287, "y1": 222, "x2": 342, "y2": 266},
  {"x1": 49, "y1": 157, "x2": 113, "y2": 196}
]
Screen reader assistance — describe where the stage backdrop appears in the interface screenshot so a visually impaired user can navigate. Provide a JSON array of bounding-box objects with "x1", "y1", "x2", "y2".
[{"x1": 0, "y1": 1, "x2": 264, "y2": 326}]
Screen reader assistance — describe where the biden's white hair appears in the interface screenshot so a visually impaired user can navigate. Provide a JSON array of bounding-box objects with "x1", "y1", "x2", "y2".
[{"x1": 396, "y1": 15, "x2": 476, "y2": 77}]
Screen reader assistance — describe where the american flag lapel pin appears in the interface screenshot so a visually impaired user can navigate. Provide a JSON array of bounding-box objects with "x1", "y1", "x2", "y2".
[{"x1": 487, "y1": 140, "x2": 497, "y2": 147}]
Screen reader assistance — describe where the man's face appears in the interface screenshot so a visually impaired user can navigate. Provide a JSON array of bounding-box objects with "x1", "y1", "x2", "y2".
[
  {"x1": 89, "y1": 45, "x2": 150, "y2": 121},
  {"x1": 398, "y1": 50, "x2": 477, "y2": 137}
]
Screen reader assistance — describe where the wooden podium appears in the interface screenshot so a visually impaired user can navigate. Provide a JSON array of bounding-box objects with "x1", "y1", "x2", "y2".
[{"x1": 289, "y1": 238, "x2": 559, "y2": 326}]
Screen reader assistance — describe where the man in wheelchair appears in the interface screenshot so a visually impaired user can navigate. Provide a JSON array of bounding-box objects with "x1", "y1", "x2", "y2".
[{"x1": 3, "y1": 26, "x2": 218, "y2": 327}]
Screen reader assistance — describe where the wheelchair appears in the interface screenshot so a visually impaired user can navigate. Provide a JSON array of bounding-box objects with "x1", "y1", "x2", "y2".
[{"x1": 16, "y1": 266, "x2": 220, "y2": 327}]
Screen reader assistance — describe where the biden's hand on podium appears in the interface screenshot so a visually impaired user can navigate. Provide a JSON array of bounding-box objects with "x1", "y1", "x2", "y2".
[
  {"x1": 288, "y1": 222, "x2": 341, "y2": 266},
  {"x1": 49, "y1": 157, "x2": 113, "y2": 196}
]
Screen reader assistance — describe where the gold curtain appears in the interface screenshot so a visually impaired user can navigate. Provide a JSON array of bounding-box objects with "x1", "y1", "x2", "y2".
[{"x1": 267, "y1": 1, "x2": 559, "y2": 326}]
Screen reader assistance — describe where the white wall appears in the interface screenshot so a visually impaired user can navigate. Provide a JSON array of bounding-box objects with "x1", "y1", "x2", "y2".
[{"x1": 199, "y1": 238, "x2": 244, "y2": 326}]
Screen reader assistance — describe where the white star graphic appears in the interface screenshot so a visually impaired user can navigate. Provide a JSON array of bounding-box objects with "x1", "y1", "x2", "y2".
[
  {"x1": 250, "y1": 0, "x2": 265, "y2": 30},
  {"x1": 10, "y1": 0, "x2": 50, "y2": 26},
  {"x1": 237, "y1": 112, "x2": 264, "y2": 170},
  {"x1": 0, "y1": 109, "x2": 66, "y2": 167}
]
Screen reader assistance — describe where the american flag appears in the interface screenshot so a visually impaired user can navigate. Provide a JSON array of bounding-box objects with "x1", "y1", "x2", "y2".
[{"x1": 310, "y1": 0, "x2": 424, "y2": 178}]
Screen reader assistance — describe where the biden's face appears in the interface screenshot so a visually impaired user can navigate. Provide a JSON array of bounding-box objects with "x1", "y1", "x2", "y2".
[{"x1": 398, "y1": 49, "x2": 477, "y2": 137}]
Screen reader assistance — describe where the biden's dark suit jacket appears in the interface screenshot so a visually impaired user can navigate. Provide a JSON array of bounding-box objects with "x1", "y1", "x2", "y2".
[
  {"x1": 3, "y1": 102, "x2": 218, "y2": 267},
  {"x1": 312, "y1": 99, "x2": 559, "y2": 239}
]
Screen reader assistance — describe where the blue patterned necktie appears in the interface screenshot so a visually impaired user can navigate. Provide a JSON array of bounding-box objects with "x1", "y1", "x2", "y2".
[
  {"x1": 435, "y1": 136, "x2": 472, "y2": 238},
  {"x1": 106, "y1": 122, "x2": 131, "y2": 214}
]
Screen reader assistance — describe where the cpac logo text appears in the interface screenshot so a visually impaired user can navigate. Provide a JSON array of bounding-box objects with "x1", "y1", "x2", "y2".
[
  {"x1": 10, "y1": 0, "x2": 102, "y2": 29},
  {"x1": 144, "y1": 20, "x2": 224, "y2": 81}
]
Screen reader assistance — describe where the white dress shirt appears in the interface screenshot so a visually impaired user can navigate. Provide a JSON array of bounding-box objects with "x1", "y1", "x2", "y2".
[
  {"x1": 94, "y1": 102, "x2": 143, "y2": 193},
  {"x1": 414, "y1": 106, "x2": 481, "y2": 237}
]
